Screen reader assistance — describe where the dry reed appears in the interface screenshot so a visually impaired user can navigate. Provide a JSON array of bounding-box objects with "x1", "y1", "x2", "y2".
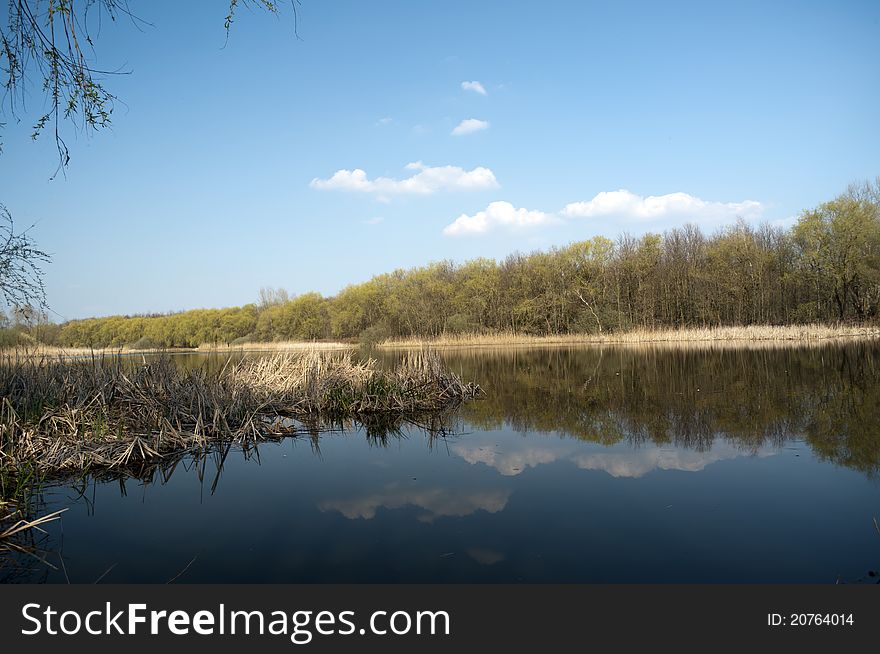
[
  {"x1": 1, "y1": 340, "x2": 353, "y2": 359},
  {"x1": 379, "y1": 324, "x2": 880, "y2": 349},
  {"x1": 0, "y1": 349, "x2": 480, "y2": 477},
  {"x1": 3, "y1": 345, "x2": 183, "y2": 359},
  {"x1": 0, "y1": 509, "x2": 65, "y2": 541}
]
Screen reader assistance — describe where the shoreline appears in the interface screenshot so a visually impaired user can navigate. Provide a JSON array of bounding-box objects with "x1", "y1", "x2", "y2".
[
  {"x1": 2, "y1": 324, "x2": 878, "y2": 358},
  {"x1": 377, "y1": 324, "x2": 880, "y2": 349},
  {"x1": 0, "y1": 341, "x2": 355, "y2": 359}
]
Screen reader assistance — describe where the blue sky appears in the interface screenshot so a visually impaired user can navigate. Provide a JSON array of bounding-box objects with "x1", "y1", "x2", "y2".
[{"x1": 1, "y1": 0, "x2": 878, "y2": 320}]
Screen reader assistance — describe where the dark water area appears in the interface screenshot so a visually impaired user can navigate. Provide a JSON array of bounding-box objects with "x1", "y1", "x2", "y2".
[{"x1": 4, "y1": 343, "x2": 880, "y2": 583}]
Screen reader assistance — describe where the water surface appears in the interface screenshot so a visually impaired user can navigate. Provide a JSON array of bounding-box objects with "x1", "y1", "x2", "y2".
[{"x1": 4, "y1": 343, "x2": 880, "y2": 583}]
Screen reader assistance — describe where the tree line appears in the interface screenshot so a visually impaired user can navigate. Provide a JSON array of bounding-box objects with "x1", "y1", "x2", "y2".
[{"x1": 3, "y1": 180, "x2": 879, "y2": 349}]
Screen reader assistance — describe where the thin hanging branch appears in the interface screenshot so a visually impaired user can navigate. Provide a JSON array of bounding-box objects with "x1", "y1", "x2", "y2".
[
  {"x1": 0, "y1": 205, "x2": 50, "y2": 309},
  {"x1": 1, "y1": 0, "x2": 300, "y2": 176},
  {"x1": 1, "y1": 0, "x2": 127, "y2": 177}
]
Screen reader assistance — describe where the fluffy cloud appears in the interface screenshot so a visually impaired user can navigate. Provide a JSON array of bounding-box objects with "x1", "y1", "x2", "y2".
[
  {"x1": 461, "y1": 80, "x2": 487, "y2": 96},
  {"x1": 562, "y1": 189, "x2": 763, "y2": 223},
  {"x1": 310, "y1": 161, "x2": 498, "y2": 196},
  {"x1": 443, "y1": 201, "x2": 557, "y2": 236},
  {"x1": 451, "y1": 118, "x2": 490, "y2": 136},
  {"x1": 442, "y1": 189, "x2": 764, "y2": 236}
]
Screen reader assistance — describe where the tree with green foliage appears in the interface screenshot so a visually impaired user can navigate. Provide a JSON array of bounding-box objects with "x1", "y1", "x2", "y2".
[
  {"x1": 11, "y1": 180, "x2": 880, "y2": 350},
  {"x1": 794, "y1": 183, "x2": 880, "y2": 320}
]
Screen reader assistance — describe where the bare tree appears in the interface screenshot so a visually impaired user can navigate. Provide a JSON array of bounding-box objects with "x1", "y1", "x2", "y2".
[{"x1": 258, "y1": 286, "x2": 290, "y2": 307}]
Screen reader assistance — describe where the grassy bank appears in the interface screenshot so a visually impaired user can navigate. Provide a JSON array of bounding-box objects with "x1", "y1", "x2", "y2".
[
  {"x1": 378, "y1": 324, "x2": 880, "y2": 349},
  {"x1": 0, "y1": 350, "x2": 480, "y2": 478},
  {"x1": 6, "y1": 325, "x2": 878, "y2": 357}
]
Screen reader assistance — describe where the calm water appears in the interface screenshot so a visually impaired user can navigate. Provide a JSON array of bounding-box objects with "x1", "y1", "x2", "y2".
[{"x1": 4, "y1": 343, "x2": 880, "y2": 583}]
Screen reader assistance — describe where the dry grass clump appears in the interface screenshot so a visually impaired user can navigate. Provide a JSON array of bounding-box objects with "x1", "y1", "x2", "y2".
[
  {"x1": 379, "y1": 324, "x2": 880, "y2": 349},
  {"x1": 0, "y1": 350, "x2": 480, "y2": 476},
  {"x1": 232, "y1": 349, "x2": 471, "y2": 414}
]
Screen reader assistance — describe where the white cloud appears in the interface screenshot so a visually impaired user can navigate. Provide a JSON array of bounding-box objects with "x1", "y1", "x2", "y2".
[
  {"x1": 363, "y1": 216, "x2": 384, "y2": 225},
  {"x1": 562, "y1": 189, "x2": 764, "y2": 223},
  {"x1": 443, "y1": 201, "x2": 557, "y2": 236},
  {"x1": 461, "y1": 80, "x2": 487, "y2": 96},
  {"x1": 375, "y1": 116, "x2": 392, "y2": 126},
  {"x1": 451, "y1": 118, "x2": 490, "y2": 136},
  {"x1": 310, "y1": 161, "x2": 499, "y2": 196},
  {"x1": 442, "y1": 189, "x2": 765, "y2": 236}
]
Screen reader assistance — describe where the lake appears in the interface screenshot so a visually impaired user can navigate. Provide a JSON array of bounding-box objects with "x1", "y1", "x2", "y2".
[{"x1": 4, "y1": 342, "x2": 879, "y2": 583}]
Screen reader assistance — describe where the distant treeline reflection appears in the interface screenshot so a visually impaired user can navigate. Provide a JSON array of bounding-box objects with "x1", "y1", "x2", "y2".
[{"x1": 425, "y1": 343, "x2": 880, "y2": 475}]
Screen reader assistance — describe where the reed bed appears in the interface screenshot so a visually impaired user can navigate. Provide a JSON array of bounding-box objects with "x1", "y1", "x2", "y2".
[
  {"x1": 3, "y1": 345, "x2": 188, "y2": 359},
  {"x1": 0, "y1": 350, "x2": 480, "y2": 477},
  {"x1": 379, "y1": 324, "x2": 880, "y2": 349},
  {"x1": 2, "y1": 341, "x2": 354, "y2": 359}
]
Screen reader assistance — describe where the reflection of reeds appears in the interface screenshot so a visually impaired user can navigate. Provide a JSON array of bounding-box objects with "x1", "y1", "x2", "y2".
[
  {"x1": 1, "y1": 507, "x2": 65, "y2": 578},
  {"x1": 0, "y1": 350, "x2": 481, "y2": 476},
  {"x1": 0, "y1": 509, "x2": 66, "y2": 541},
  {"x1": 379, "y1": 324, "x2": 880, "y2": 349}
]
